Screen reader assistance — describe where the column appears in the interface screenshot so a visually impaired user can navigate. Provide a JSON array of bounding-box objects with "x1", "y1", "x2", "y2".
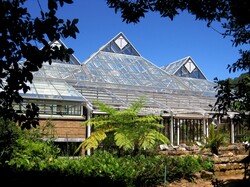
[
  {"x1": 170, "y1": 112, "x2": 174, "y2": 145},
  {"x1": 177, "y1": 119, "x2": 180, "y2": 145},
  {"x1": 86, "y1": 109, "x2": 91, "y2": 155},
  {"x1": 203, "y1": 115, "x2": 206, "y2": 143},
  {"x1": 206, "y1": 119, "x2": 209, "y2": 139},
  {"x1": 230, "y1": 117, "x2": 234, "y2": 144}
]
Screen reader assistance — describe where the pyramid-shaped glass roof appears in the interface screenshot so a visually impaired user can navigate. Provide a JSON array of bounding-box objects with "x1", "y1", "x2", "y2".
[
  {"x1": 100, "y1": 32, "x2": 140, "y2": 56},
  {"x1": 83, "y1": 51, "x2": 187, "y2": 90},
  {"x1": 83, "y1": 33, "x2": 215, "y2": 93},
  {"x1": 22, "y1": 32, "x2": 217, "y2": 115},
  {"x1": 161, "y1": 56, "x2": 207, "y2": 80}
]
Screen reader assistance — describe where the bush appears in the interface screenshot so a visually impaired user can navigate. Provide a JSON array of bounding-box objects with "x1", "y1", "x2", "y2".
[
  {"x1": 7, "y1": 138, "x2": 60, "y2": 171},
  {"x1": 203, "y1": 124, "x2": 228, "y2": 155},
  {"x1": 162, "y1": 155, "x2": 202, "y2": 182},
  {"x1": 1, "y1": 123, "x2": 215, "y2": 187},
  {"x1": 0, "y1": 118, "x2": 21, "y2": 165},
  {"x1": 197, "y1": 155, "x2": 214, "y2": 172}
]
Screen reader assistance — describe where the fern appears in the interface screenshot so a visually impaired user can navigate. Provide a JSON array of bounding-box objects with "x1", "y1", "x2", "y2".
[
  {"x1": 78, "y1": 97, "x2": 170, "y2": 155},
  {"x1": 114, "y1": 132, "x2": 133, "y2": 150}
]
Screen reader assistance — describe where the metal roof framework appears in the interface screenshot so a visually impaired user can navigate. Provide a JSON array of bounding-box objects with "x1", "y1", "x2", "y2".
[
  {"x1": 161, "y1": 56, "x2": 207, "y2": 80},
  {"x1": 21, "y1": 33, "x2": 217, "y2": 117}
]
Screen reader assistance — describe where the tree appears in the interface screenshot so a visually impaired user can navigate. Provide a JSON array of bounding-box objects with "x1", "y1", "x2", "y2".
[
  {"x1": 0, "y1": 118, "x2": 21, "y2": 164},
  {"x1": 213, "y1": 73, "x2": 250, "y2": 128},
  {"x1": 106, "y1": 0, "x2": 250, "y2": 122},
  {"x1": 0, "y1": 0, "x2": 79, "y2": 129},
  {"x1": 106, "y1": 0, "x2": 249, "y2": 46},
  {"x1": 77, "y1": 98, "x2": 169, "y2": 156}
]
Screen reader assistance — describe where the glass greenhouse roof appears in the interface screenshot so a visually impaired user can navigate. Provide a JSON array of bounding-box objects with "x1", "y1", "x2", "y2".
[
  {"x1": 83, "y1": 50, "x2": 216, "y2": 93},
  {"x1": 20, "y1": 79, "x2": 86, "y2": 102},
  {"x1": 33, "y1": 62, "x2": 90, "y2": 81},
  {"x1": 162, "y1": 57, "x2": 187, "y2": 75},
  {"x1": 161, "y1": 56, "x2": 207, "y2": 80},
  {"x1": 84, "y1": 51, "x2": 188, "y2": 90},
  {"x1": 21, "y1": 32, "x2": 218, "y2": 115},
  {"x1": 100, "y1": 32, "x2": 140, "y2": 56}
]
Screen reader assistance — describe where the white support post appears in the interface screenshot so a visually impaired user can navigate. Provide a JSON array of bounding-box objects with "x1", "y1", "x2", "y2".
[
  {"x1": 203, "y1": 115, "x2": 206, "y2": 143},
  {"x1": 228, "y1": 112, "x2": 238, "y2": 144},
  {"x1": 206, "y1": 119, "x2": 209, "y2": 139},
  {"x1": 230, "y1": 118, "x2": 235, "y2": 144},
  {"x1": 170, "y1": 113, "x2": 174, "y2": 145},
  {"x1": 177, "y1": 119, "x2": 180, "y2": 145},
  {"x1": 86, "y1": 110, "x2": 91, "y2": 155}
]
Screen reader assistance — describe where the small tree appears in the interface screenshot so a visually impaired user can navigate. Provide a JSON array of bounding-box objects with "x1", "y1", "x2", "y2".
[{"x1": 77, "y1": 98, "x2": 169, "y2": 156}]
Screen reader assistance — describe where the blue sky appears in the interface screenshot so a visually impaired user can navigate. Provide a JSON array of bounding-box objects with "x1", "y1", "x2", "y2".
[{"x1": 26, "y1": 0, "x2": 247, "y2": 81}]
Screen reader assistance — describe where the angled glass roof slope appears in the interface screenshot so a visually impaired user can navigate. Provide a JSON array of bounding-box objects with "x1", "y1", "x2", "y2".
[
  {"x1": 179, "y1": 77, "x2": 216, "y2": 93},
  {"x1": 162, "y1": 57, "x2": 187, "y2": 75},
  {"x1": 20, "y1": 79, "x2": 86, "y2": 102},
  {"x1": 162, "y1": 56, "x2": 207, "y2": 80},
  {"x1": 33, "y1": 63, "x2": 91, "y2": 81},
  {"x1": 80, "y1": 32, "x2": 195, "y2": 90},
  {"x1": 84, "y1": 51, "x2": 188, "y2": 90},
  {"x1": 100, "y1": 32, "x2": 140, "y2": 56},
  {"x1": 78, "y1": 83, "x2": 216, "y2": 115}
]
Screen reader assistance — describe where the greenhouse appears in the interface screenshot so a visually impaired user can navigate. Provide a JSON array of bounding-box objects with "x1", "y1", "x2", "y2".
[{"x1": 17, "y1": 32, "x2": 239, "y2": 155}]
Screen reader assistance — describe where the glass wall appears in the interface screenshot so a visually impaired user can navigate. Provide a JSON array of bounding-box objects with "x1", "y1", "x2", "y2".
[{"x1": 14, "y1": 101, "x2": 83, "y2": 116}]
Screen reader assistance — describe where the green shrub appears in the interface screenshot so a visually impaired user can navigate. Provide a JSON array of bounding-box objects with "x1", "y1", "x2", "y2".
[
  {"x1": 0, "y1": 118, "x2": 59, "y2": 170},
  {"x1": 7, "y1": 138, "x2": 60, "y2": 171},
  {"x1": 2, "y1": 138, "x2": 214, "y2": 187},
  {"x1": 0, "y1": 118, "x2": 22, "y2": 166},
  {"x1": 197, "y1": 155, "x2": 214, "y2": 172},
  {"x1": 162, "y1": 155, "x2": 202, "y2": 182},
  {"x1": 203, "y1": 124, "x2": 228, "y2": 155}
]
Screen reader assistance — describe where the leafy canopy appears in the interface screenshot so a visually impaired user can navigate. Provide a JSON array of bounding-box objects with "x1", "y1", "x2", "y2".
[
  {"x1": 77, "y1": 98, "x2": 169, "y2": 155},
  {"x1": 107, "y1": 0, "x2": 250, "y2": 47},
  {"x1": 212, "y1": 73, "x2": 250, "y2": 129},
  {"x1": 0, "y1": 0, "x2": 79, "y2": 129}
]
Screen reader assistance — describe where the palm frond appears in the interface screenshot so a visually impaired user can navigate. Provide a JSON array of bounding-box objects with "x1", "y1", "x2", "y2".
[
  {"x1": 126, "y1": 96, "x2": 146, "y2": 113},
  {"x1": 83, "y1": 118, "x2": 113, "y2": 129},
  {"x1": 114, "y1": 132, "x2": 133, "y2": 150},
  {"x1": 79, "y1": 130, "x2": 106, "y2": 151},
  {"x1": 152, "y1": 129, "x2": 170, "y2": 144},
  {"x1": 135, "y1": 116, "x2": 163, "y2": 127},
  {"x1": 75, "y1": 125, "x2": 115, "y2": 153},
  {"x1": 140, "y1": 129, "x2": 169, "y2": 149},
  {"x1": 140, "y1": 131, "x2": 156, "y2": 149},
  {"x1": 93, "y1": 100, "x2": 117, "y2": 114}
]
